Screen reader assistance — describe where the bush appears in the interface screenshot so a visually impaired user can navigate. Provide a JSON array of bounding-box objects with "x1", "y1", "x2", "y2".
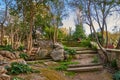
[
  {"x1": 91, "y1": 56, "x2": 99, "y2": 63},
  {"x1": 7, "y1": 62, "x2": 33, "y2": 75},
  {"x1": 64, "y1": 47, "x2": 76, "y2": 55},
  {"x1": 65, "y1": 71, "x2": 76, "y2": 76},
  {"x1": 17, "y1": 45, "x2": 25, "y2": 51},
  {"x1": 54, "y1": 61, "x2": 78, "y2": 71},
  {"x1": 19, "y1": 53, "x2": 28, "y2": 60},
  {"x1": 110, "y1": 59, "x2": 118, "y2": 68},
  {"x1": 0, "y1": 45, "x2": 14, "y2": 52},
  {"x1": 79, "y1": 39, "x2": 91, "y2": 47},
  {"x1": 12, "y1": 77, "x2": 24, "y2": 80},
  {"x1": 113, "y1": 71, "x2": 120, "y2": 80}
]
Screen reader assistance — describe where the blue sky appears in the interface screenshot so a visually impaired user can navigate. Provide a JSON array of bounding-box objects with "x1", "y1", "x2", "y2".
[
  {"x1": 62, "y1": 11, "x2": 120, "y2": 35},
  {"x1": 1, "y1": 0, "x2": 120, "y2": 35}
]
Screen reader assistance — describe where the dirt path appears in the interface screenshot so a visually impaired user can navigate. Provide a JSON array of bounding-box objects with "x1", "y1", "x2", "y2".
[{"x1": 69, "y1": 69, "x2": 113, "y2": 80}]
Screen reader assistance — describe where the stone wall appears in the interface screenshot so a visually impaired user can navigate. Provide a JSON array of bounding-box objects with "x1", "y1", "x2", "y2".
[
  {"x1": 106, "y1": 49, "x2": 120, "y2": 68},
  {"x1": 98, "y1": 49, "x2": 120, "y2": 68}
]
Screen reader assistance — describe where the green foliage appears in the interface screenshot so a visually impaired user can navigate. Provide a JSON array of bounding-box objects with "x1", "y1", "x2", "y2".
[
  {"x1": 54, "y1": 61, "x2": 79, "y2": 71},
  {"x1": 17, "y1": 45, "x2": 25, "y2": 51},
  {"x1": 92, "y1": 56, "x2": 99, "y2": 63},
  {"x1": 113, "y1": 71, "x2": 120, "y2": 80},
  {"x1": 7, "y1": 62, "x2": 33, "y2": 75},
  {"x1": 110, "y1": 59, "x2": 118, "y2": 68},
  {"x1": 88, "y1": 32, "x2": 103, "y2": 44},
  {"x1": 64, "y1": 47, "x2": 76, "y2": 55},
  {"x1": 65, "y1": 71, "x2": 76, "y2": 76},
  {"x1": 62, "y1": 41, "x2": 80, "y2": 47},
  {"x1": 19, "y1": 53, "x2": 28, "y2": 60},
  {"x1": 91, "y1": 45, "x2": 97, "y2": 50},
  {"x1": 12, "y1": 77, "x2": 24, "y2": 80},
  {"x1": 0, "y1": 45, "x2": 14, "y2": 52},
  {"x1": 73, "y1": 24, "x2": 86, "y2": 40},
  {"x1": 79, "y1": 39, "x2": 91, "y2": 47}
]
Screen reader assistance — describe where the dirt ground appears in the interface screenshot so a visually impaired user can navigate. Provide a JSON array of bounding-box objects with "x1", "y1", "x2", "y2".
[
  {"x1": 11, "y1": 60, "x2": 113, "y2": 80},
  {"x1": 68, "y1": 70, "x2": 113, "y2": 80}
]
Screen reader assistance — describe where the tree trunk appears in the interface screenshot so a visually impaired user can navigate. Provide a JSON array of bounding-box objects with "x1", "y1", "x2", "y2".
[
  {"x1": 116, "y1": 38, "x2": 120, "y2": 49},
  {"x1": 105, "y1": 21, "x2": 108, "y2": 48},
  {"x1": 1, "y1": 23, "x2": 4, "y2": 46}
]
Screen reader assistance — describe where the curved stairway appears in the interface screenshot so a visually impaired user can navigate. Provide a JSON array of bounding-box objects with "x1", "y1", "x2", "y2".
[{"x1": 67, "y1": 47, "x2": 103, "y2": 72}]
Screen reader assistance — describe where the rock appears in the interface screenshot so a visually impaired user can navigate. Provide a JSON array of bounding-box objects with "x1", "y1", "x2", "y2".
[
  {"x1": 0, "y1": 51, "x2": 16, "y2": 60},
  {"x1": 13, "y1": 51, "x2": 20, "y2": 59},
  {"x1": 0, "y1": 55, "x2": 4, "y2": 65},
  {"x1": 0, "y1": 55, "x2": 4, "y2": 60},
  {"x1": 0, "y1": 67, "x2": 7, "y2": 74},
  {"x1": 50, "y1": 43, "x2": 64, "y2": 61},
  {"x1": 37, "y1": 49, "x2": 49, "y2": 59},
  {"x1": 50, "y1": 46, "x2": 64, "y2": 61},
  {"x1": 53, "y1": 43, "x2": 63, "y2": 49},
  {"x1": 10, "y1": 59, "x2": 27, "y2": 65},
  {"x1": 0, "y1": 55, "x2": 9, "y2": 65},
  {"x1": 0, "y1": 74, "x2": 10, "y2": 80}
]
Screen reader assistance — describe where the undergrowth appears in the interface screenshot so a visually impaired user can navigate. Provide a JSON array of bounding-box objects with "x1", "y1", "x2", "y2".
[
  {"x1": 54, "y1": 61, "x2": 79, "y2": 71},
  {"x1": 6, "y1": 62, "x2": 33, "y2": 75},
  {"x1": 113, "y1": 71, "x2": 120, "y2": 80}
]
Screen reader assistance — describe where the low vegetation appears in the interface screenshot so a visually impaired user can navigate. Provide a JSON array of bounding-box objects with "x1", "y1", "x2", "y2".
[
  {"x1": 91, "y1": 56, "x2": 99, "y2": 63},
  {"x1": 64, "y1": 47, "x2": 76, "y2": 55},
  {"x1": 0, "y1": 45, "x2": 14, "y2": 52},
  {"x1": 110, "y1": 59, "x2": 118, "y2": 69},
  {"x1": 54, "y1": 61, "x2": 79, "y2": 71},
  {"x1": 113, "y1": 71, "x2": 120, "y2": 80},
  {"x1": 6, "y1": 62, "x2": 33, "y2": 75},
  {"x1": 19, "y1": 53, "x2": 29, "y2": 60},
  {"x1": 12, "y1": 77, "x2": 24, "y2": 80}
]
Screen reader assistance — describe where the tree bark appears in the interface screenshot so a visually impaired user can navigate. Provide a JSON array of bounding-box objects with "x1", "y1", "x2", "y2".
[
  {"x1": 1, "y1": 23, "x2": 4, "y2": 46},
  {"x1": 116, "y1": 38, "x2": 120, "y2": 49}
]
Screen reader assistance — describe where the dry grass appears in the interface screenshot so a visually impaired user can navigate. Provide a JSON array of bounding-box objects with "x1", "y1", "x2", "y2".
[{"x1": 40, "y1": 68, "x2": 67, "y2": 80}]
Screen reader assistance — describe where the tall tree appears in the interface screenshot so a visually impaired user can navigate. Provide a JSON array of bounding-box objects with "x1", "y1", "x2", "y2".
[
  {"x1": 69, "y1": 0, "x2": 120, "y2": 63},
  {"x1": 48, "y1": 0, "x2": 67, "y2": 44},
  {"x1": 0, "y1": 0, "x2": 12, "y2": 45}
]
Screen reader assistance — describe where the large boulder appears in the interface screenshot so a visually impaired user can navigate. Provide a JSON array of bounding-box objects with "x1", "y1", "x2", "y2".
[
  {"x1": 0, "y1": 51, "x2": 16, "y2": 60},
  {"x1": 50, "y1": 43, "x2": 64, "y2": 61},
  {"x1": 37, "y1": 49, "x2": 49, "y2": 59}
]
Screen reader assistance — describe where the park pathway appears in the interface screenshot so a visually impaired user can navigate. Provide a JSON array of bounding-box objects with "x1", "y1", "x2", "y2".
[{"x1": 66, "y1": 47, "x2": 113, "y2": 80}]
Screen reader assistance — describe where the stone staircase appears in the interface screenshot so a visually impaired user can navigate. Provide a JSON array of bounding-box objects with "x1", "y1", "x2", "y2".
[{"x1": 67, "y1": 47, "x2": 103, "y2": 72}]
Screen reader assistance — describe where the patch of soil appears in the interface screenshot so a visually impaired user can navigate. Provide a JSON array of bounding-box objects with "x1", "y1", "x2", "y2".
[{"x1": 68, "y1": 69, "x2": 113, "y2": 80}]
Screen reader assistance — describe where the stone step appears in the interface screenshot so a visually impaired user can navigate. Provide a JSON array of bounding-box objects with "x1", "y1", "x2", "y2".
[
  {"x1": 67, "y1": 65, "x2": 103, "y2": 72},
  {"x1": 68, "y1": 63, "x2": 102, "y2": 68},
  {"x1": 68, "y1": 47, "x2": 92, "y2": 51},
  {"x1": 76, "y1": 50, "x2": 97, "y2": 54}
]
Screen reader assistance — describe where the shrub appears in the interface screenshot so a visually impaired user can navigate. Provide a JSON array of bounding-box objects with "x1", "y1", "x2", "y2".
[
  {"x1": 113, "y1": 71, "x2": 120, "y2": 80},
  {"x1": 12, "y1": 77, "x2": 24, "y2": 80},
  {"x1": 7, "y1": 62, "x2": 33, "y2": 75},
  {"x1": 64, "y1": 47, "x2": 76, "y2": 55},
  {"x1": 110, "y1": 59, "x2": 118, "y2": 68},
  {"x1": 0, "y1": 45, "x2": 14, "y2": 52},
  {"x1": 65, "y1": 71, "x2": 76, "y2": 76},
  {"x1": 19, "y1": 53, "x2": 28, "y2": 60},
  {"x1": 79, "y1": 39, "x2": 91, "y2": 47},
  {"x1": 91, "y1": 56, "x2": 99, "y2": 63},
  {"x1": 54, "y1": 61, "x2": 79, "y2": 71},
  {"x1": 17, "y1": 45, "x2": 25, "y2": 51}
]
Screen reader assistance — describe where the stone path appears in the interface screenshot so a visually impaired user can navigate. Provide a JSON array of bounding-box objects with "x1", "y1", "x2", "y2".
[
  {"x1": 67, "y1": 47, "x2": 103, "y2": 72},
  {"x1": 66, "y1": 47, "x2": 113, "y2": 80}
]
